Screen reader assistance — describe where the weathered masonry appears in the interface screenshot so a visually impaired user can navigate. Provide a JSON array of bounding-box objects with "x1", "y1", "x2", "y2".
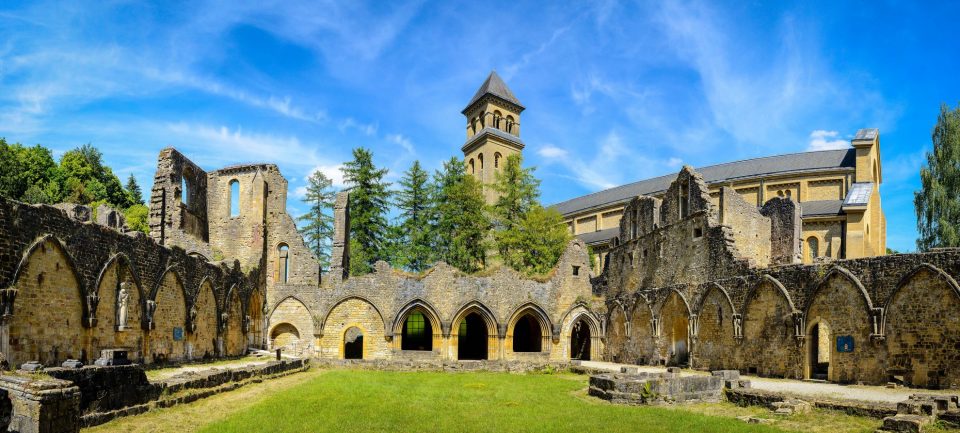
[
  {"x1": 600, "y1": 165, "x2": 960, "y2": 389},
  {"x1": 553, "y1": 129, "x2": 886, "y2": 273}
]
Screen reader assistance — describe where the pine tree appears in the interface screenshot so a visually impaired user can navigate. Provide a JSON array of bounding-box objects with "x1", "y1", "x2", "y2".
[
  {"x1": 126, "y1": 174, "x2": 144, "y2": 205},
  {"x1": 395, "y1": 161, "x2": 435, "y2": 272},
  {"x1": 433, "y1": 157, "x2": 489, "y2": 272},
  {"x1": 341, "y1": 148, "x2": 391, "y2": 275},
  {"x1": 298, "y1": 170, "x2": 336, "y2": 277},
  {"x1": 916, "y1": 103, "x2": 960, "y2": 251}
]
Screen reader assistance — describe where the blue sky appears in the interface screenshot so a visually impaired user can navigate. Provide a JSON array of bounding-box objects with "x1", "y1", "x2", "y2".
[{"x1": 1, "y1": 1, "x2": 958, "y2": 252}]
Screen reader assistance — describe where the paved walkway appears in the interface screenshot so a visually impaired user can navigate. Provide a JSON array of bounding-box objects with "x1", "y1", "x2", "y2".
[{"x1": 579, "y1": 361, "x2": 958, "y2": 404}]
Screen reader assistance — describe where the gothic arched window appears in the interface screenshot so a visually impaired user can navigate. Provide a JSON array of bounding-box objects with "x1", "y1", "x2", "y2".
[
  {"x1": 494, "y1": 152, "x2": 502, "y2": 169},
  {"x1": 229, "y1": 180, "x2": 240, "y2": 217},
  {"x1": 278, "y1": 244, "x2": 290, "y2": 283}
]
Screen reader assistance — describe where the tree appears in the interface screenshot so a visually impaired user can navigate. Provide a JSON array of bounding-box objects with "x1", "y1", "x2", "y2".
[
  {"x1": 297, "y1": 170, "x2": 336, "y2": 277},
  {"x1": 341, "y1": 148, "x2": 391, "y2": 275},
  {"x1": 499, "y1": 205, "x2": 571, "y2": 275},
  {"x1": 126, "y1": 174, "x2": 144, "y2": 205},
  {"x1": 491, "y1": 154, "x2": 540, "y2": 225},
  {"x1": 916, "y1": 103, "x2": 960, "y2": 251},
  {"x1": 124, "y1": 204, "x2": 150, "y2": 234},
  {"x1": 58, "y1": 143, "x2": 131, "y2": 208},
  {"x1": 433, "y1": 157, "x2": 489, "y2": 272},
  {"x1": 394, "y1": 161, "x2": 435, "y2": 272}
]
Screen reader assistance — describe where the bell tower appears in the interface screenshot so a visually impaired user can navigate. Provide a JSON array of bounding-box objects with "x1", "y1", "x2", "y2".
[{"x1": 462, "y1": 70, "x2": 525, "y2": 204}]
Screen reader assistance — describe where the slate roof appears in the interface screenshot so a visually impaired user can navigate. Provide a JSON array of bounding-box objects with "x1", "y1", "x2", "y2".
[
  {"x1": 462, "y1": 127, "x2": 524, "y2": 152},
  {"x1": 576, "y1": 227, "x2": 619, "y2": 245},
  {"x1": 463, "y1": 71, "x2": 524, "y2": 113},
  {"x1": 802, "y1": 200, "x2": 844, "y2": 217},
  {"x1": 843, "y1": 182, "x2": 873, "y2": 207},
  {"x1": 551, "y1": 149, "x2": 856, "y2": 217}
]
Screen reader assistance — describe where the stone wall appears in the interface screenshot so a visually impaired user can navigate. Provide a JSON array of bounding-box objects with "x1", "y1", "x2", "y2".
[
  {"x1": 148, "y1": 148, "x2": 211, "y2": 258},
  {"x1": 0, "y1": 196, "x2": 259, "y2": 367},
  {"x1": 605, "y1": 233, "x2": 960, "y2": 387}
]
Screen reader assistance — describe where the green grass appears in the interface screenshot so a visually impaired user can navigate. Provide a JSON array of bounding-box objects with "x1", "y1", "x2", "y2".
[{"x1": 195, "y1": 370, "x2": 784, "y2": 433}]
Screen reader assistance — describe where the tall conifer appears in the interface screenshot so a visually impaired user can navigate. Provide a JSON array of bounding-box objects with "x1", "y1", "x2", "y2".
[
  {"x1": 298, "y1": 170, "x2": 336, "y2": 277},
  {"x1": 916, "y1": 103, "x2": 960, "y2": 250},
  {"x1": 341, "y1": 148, "x2": 391, "y2": 275},
  {"x1": 395, "y1": 161, "x2": 435, "y2": 272}
]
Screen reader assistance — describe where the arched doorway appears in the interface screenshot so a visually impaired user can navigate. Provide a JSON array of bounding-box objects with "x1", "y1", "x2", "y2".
[
  {"x1": 344, "y1": 327, "x2": 363, "y2": 360},
  {"x1": 401, "y1": 310, "x2": 433, "y2": 351},
  {"x1": 669, "y1": 315, "x2": 689, "y2": 366},
  {"x1": 571, "y1": 318, "x2": 592, "y2": 360},
  {"x1": 458, "y1": 313, "x2": 488, "y2": 360},
  {"x1": 809, "y1": 321, "x2": 831, "y2": 380},
  {"x1": 270, "y1": 323, "x2": 300, "y2": 350},
  {"x1": 513, "y1": 313, "x2": 542, "y2": 352}
]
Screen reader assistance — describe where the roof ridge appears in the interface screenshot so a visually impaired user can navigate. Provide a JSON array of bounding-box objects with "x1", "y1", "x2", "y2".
[{"x1": 462, "y1": 70, "x2": 523, "y2": 113}]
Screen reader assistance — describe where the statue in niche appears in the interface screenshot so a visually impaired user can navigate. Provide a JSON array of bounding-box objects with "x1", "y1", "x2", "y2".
[
  {"x1": 733, "y1": 315, "x2": 743, "y2": 338},
  {"x1": 117, "y1": 282, "x2": 130, "y2": 331}
]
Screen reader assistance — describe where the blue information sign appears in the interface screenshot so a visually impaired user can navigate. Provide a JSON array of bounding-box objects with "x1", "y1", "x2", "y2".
[
  {"x1": 173, "y1": 327, "x2": 184, "y2": 341},
  {"x1": 836, "y1": 335, "x2": 854, "y2": 353}
]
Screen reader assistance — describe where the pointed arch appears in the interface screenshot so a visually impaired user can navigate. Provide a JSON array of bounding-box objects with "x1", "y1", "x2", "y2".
[
  {"x1": 94, "y1": 253, "x2": 146, "y2": 302},
  {"x1": 391, "y1": 299, "x2": 443, "y2": 336},
  {"x1": 883, "y1": 263, "x2": 960, "y2": 387},
  {"x1": 606, "y1": 302, "x2": 629, "y2": 362},
  {"x1": 657, "y1": 289, "x2": 692, "y2": 366},
  {"x1": 884, "y1": 263, "x2": 960, "y2": 312},
  {"x1": 268, "y1": 296, "x2": 315, "y2": 356},
  {"x1": 191, "y1": 278, "x2": 218, "y2": 358},
  {"x1": 268, "y1": 294, "x2": 313, "y2": 319},
  {"x1": 744, "y1": 274, "x2": 796, "y2": 313},
  {"x1": 10, "y1": 234, "x2": 85, "y2": 294},
  {"x1": 320, "y1": 295, "x2": 385, "y2": 336},
  {"x1": 656, "y1": 288, "x2": 692, "y2": 317},
  {"x1": 154, "y1": 265, "x2": 191, "y2": 316},
  {"x1": 393, "y1": 299, "x2": 442, "y2": 352},
  {"x1": 450, "y1": 300, "x2": 499, "y2": 335},
  {"x1": 805, "y1": 267, "x2": 874, "y2": 315},
  {"x1": 506, "y1": 302, "x2": 552, "y2": 354},
  {"x1": 150, "y1": 264, "x2": 189, "y2": 362},
  {"x1": 695, "y1": 283, "x2": 736, "y2": 316}
]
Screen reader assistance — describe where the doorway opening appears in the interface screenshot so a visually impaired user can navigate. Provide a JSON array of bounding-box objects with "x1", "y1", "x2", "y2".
[
  {"x1": 457, "y1": 313, "x2": 488, "y2": 360},
  {"x1": 570, "y1": 318, "x2": 592, "y2": 360}
]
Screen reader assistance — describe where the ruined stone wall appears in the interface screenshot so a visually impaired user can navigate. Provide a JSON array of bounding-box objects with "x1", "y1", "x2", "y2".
[
  {"x1": 206, "y1": 166, "x2": 268, "y2": 270},
  {"x1": 604, "y1": 250, "x2": 960, "y2": 388},
  {"x1": 718, "y1": 187, "x2": 771, "y2": 267},
  {"x1": 759, "y1": 197, "x2": 801, "y2": 265},
  {"x1": 0, "y1": 197, "x2": 259, "y2": 368},
  {"x1": 148, "y1": 148, "x2": 211, "y2": 259}
]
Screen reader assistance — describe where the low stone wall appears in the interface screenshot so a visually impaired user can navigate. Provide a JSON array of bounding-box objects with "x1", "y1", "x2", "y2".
[
  {"x1": 312, "y1": 358, "x2": 572, "y2": 373},
  {"x1": 45, "y1": 365, "x2": 156, "y2": 414},
  {"x1": 588, "y1": 371, "x2": 724, "y2": 405},
  {"x1": 0, "y1": 375, "x2": 81, "y2": 433},
  {"x1": 724, "y1": 387, "x2": 898, "y2": 419},
  {"x1": 80, "y1": 358, "x2": 309, "y2": 427}
]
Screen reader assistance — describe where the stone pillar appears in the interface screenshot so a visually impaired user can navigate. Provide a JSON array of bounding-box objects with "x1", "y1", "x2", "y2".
[
  {"x1": 0, "y1": 375, "x2": 81, "y2": 433},
  {"x1": 330, "y1": 192, "x2": 350, "y2": 284}
]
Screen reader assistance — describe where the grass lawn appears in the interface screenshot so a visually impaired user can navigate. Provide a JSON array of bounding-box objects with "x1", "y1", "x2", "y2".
[{"x1": 86, "y1": 369, "x2": 891, "y2": 433}]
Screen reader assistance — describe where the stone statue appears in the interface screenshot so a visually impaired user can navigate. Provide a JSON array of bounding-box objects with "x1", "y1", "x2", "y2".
[
  {"x1": 117, "y1": 282, "x2": 130, "y2": 331},
  {"x1": 733, "y1": 315, "x2": 742, "y2": 337}
]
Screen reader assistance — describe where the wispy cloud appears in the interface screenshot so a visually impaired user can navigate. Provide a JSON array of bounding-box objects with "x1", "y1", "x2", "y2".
[
  {"x1": 386, "y1": 133, "x2": 415, "y2": 155},
  {"x1": 807, "y1": 130, "x2": 850, "y2": 151},
  {"x1": 339, "y1": 117, "x2": 378, "y2": 136}
]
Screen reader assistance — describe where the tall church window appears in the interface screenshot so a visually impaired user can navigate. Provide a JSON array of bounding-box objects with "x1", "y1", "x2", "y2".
[
  {"x1": 506, "y1": 115, "x2": 515, "y2": 134},
  {"x1": 478, "y1": 153, "x2": 484, "y2": 170},
  {"x1": 229, "y1": 180, "x2": 240, "y2": 217},
  {"x1": 469, "y1": 158, "x2": 475, "y2": 175},
  {"x1": 494, "y1": 152, "x2": 502, "y2": 168},
  {"x1": 679, "y1": 180, "x2": 689, "y2": 218},
  {"x1": 181, "y1": 177, "x2": 189, "y2": 206},
  {"x1": 493, "y1": 110, "x2": 502, "y2": 130},
  {"x1": 806, "y1": 237, "x2": 819, "y2": 263},
  {"x1": 278, "y1": 244, "x2": 290, "y2": 283}
]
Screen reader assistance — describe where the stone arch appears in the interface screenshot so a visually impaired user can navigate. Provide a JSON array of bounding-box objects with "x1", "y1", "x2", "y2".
[
  {"x1": 628, "y1": 298, "x2": 656, "y2": 365},
  {"x1": 803, "y1": 268, "x2": 876, "y2": 383},
  {"x1": 92, "y1": 254, "x2": 144, "y2": 362},
  {"x1": 225, "y1": 288, "x2": 245, "y2": 356},
  {"x1": 741, "y1": 275, "x2": 801, "y2": 378},
  {"x1": 246, "y1": 286, "x2": 266, "y2": 349},
  {"x1": 693, "y1": 283, "x2": 736, "y2": 371},
  {"x1": 657, "y1": 289, "x2": 692, "y2": 366},
  {"x1": 191, "y1": 279, "x2": 217, "y2": 359},
  {"x1": 605, "y1": 302, "x2": 629, "y2": 362},
  {"x1": 884, "y1": 264, "x2": 960, "y2": 388},
  {"x1": 450, "y1": 300, "x2": 498, "y2": 361},
  {"x1": 6, "y1": 236, "x2": 85, "y2": 367},
  {"x1": 268, "y1": 296, "x2": 315, "y2": 356},
  {"x1": 562, "y1": 305, "x2": 602, "y2": 361},
  {"x1": 320, "y1": 297, "x2": 387, "y2": 360},
  {"x1": 506, "y1": 303, "x2": 552, "y2": 355},
  {"x1": 393, "y1": 299, "x2": 442, "y2": 352},
  {"x1": 150, "y1": 267, "x2": 188, "y2": 363}
]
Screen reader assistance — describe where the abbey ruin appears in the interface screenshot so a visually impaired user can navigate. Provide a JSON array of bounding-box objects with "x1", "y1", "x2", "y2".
[{"x1": 0, "y1": 71, "x2": 957, "y2": 405}]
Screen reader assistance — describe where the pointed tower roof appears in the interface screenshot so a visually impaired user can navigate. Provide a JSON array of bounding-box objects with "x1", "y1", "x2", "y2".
[{"x1": 462, "y1": 70, "x2": 524, "y2": 113}]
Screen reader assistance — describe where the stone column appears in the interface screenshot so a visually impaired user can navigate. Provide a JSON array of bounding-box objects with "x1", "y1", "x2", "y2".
[{"x1": 329, "y1": 192, "x2": 350, "y2": 284}]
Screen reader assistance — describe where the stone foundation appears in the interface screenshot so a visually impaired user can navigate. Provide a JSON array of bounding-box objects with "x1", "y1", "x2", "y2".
[
  {"x1": 0, "y1": 375, "x2": 81, "y2": 433},
  {"x1": 588, "y1": 371, "x2": 725, "y2": 405}
]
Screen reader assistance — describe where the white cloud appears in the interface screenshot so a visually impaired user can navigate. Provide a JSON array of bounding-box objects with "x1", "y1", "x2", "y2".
[
  {"x1": 538, "y1": 145, "x2": 569, "y2": 159},
  {"x1": 339, "y1": 117, "x2": 378, "y2": 136},
  {"x1": 164, "y1": 122, "x2": 335, "y2": 169},
  {"x1": 806, "y1": 130, "x2": 849, "y2": 151},
  {"x1": 386, "y1": 133, "x2": 415, "y2": 155}
]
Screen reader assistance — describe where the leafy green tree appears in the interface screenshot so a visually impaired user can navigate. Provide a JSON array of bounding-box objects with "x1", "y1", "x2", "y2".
[
  {"x1": 297, "y1": 170, "x2": 336, "y2": 277},
  {"x1": 395, "y1": 161, "x2": 435, "y2": 272},
  {"x1": 126, "y1": 174, "x2": 144, "y2": 205},
  {"x1": 342, "y1": 148, "x2": 391, "y2": 275},
  {"x1": 58, "y1": 143, "x2": 130, "y2": 208},
  {"x1": 0, "y1": 140, "x2": 59, "y2": 202},
  {"x1": 916, "y1": 103, "x2": 960, "y2": 251},
  {"x1": 124, "y1": 204, "x2": 150, "y2": 234},
  {"x1": 491, "y1": 154, "x2": 540, "y2": 225},
  {"x1": 433, "y1": 157, "x2": 489, "y2": 272}
]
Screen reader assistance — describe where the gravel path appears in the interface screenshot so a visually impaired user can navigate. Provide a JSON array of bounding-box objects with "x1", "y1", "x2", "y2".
[{"x1": 579, "y1": 361, "x2": 958, "y2": 404}]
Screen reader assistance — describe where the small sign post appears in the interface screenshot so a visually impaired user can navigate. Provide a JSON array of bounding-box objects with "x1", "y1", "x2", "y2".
[
  {"x1": 173, "y1": 327, "x2": 184, "y2": 341},
  {"x1": 836, "y1": 335, "x2": 854, "y2": 353}
]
